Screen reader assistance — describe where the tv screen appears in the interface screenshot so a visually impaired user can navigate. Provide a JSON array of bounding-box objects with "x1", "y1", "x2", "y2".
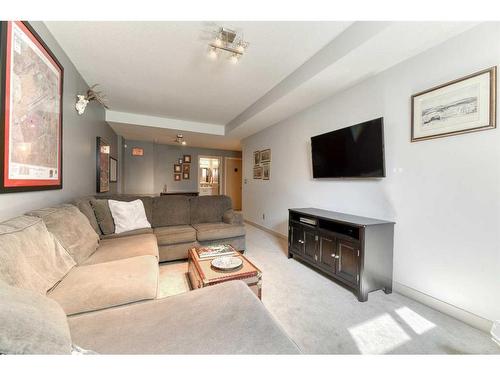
[{"x1": 311, "y1": 118, "x2": 385, "y2": 178}]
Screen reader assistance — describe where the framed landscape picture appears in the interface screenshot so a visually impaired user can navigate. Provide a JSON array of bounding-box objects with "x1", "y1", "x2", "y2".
[
  {"x1": 183, "y1": 154, "x2": 191, "y2": 163},
  {"x1": 96, "y1": 137, "x2": 110, "y2": 193},
  {"x1": 132, "y1": 147, "x2": 144, "y2": 156},
  {"x1": 182, "y1": 163, "x2": 190, "y2": 173},
  {"x1": 183, "y1": 172, "x2": 190, "y2": 180},
  {"x1": 174, "y1": 173, "x2": 181, "y2": 181},
  {"x1": 253, "y1": 166, "x2": 263, "y2": 179},
  {"x1": 261, "y1": 149, "x2": 271, "y2": 163},
  {"x1": 254, "y1": 150, "x2": 260, "y2": 166},
  {"x1": 0, "y1": 21, "x2": 64, "y2": 193},
  {"x1": 174, "y1": 164, "x2": 181, "y2": 173},
  {"x1": 262, "y1": 163, "x2": 270, "y2": 180},
  {"x1": 411, "y1": 67, "x2": 496, "y2": 142}
]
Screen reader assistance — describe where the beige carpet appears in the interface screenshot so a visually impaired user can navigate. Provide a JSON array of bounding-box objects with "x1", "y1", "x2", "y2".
[
  {"x1": 158, "y1": 224, "x2": 500, "y2": 354},
  {"x1": 158, "y1": 261, "x2": 190, "y2": 298}
]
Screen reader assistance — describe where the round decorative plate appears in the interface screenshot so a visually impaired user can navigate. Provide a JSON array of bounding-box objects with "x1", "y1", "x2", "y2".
[{"x1": 211, "y1": 256, "x2": 243, "y2": 271}]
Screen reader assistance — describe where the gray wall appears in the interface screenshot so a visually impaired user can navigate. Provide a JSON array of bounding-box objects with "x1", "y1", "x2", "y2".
[
  {"x1": 0, "y1": 22, "x2": 118, "y2": 221},
  {"x1": 122, "y1": 140, "x2": 241, "y2": 194},
  {"x1": 242, "y1": 22, "x2": 500, "y2": 323}
]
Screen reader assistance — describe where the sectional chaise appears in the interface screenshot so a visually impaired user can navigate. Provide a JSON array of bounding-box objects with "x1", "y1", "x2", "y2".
[{"x1": 0, "y1": 195, "x2": 299, "y2": 354}]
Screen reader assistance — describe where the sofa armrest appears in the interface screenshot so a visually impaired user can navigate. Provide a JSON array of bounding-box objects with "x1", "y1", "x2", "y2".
[{"x1": 223, "y1": 209, "x2": 243, "y2": 225}]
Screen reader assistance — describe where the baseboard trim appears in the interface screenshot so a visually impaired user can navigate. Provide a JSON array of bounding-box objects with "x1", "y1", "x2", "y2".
[
  {"x1": 244, "y1": 220, "x2": 288, "y2": 240},
  {"x1": 245, "y1": 219, "x2": 493, "y2": 334},
  {"x1": 394, "y1": 281, "x2": 493, "y2": 333}
]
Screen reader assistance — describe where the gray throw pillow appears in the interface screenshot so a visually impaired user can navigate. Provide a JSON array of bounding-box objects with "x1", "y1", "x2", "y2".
[
  {"x1": 0, "y1": 281, "x2": 72, "y2": 354},
  {"x1": 90, "y1": 199, "x2": 115, "y2": 235}
]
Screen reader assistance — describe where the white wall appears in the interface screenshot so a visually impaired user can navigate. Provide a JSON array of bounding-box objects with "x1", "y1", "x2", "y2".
[{"x1": 242, "y1": 22, "x2": 500, "y2": 323}]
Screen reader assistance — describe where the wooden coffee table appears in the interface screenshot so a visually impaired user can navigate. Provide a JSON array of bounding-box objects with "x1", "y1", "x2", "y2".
[{"x1": 187, "y1": 247, "x2": 263, "y2": 299}]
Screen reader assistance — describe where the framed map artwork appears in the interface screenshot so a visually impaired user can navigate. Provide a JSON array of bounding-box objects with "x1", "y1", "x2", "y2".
[{"x1": 0, "y1": 21, "x2": 64, "y2": 193}]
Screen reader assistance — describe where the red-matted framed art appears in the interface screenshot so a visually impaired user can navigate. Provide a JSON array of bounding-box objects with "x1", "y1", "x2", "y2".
[{"x1": 0, "y1": 21, "x2": 64, "y2": 193}]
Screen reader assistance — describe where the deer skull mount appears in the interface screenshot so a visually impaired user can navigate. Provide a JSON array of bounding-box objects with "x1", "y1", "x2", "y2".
[{"x1": 75, "y1": 84, "x2": 109, "y2": 115}]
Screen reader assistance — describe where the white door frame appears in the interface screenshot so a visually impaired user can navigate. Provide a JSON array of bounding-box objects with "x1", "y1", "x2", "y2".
[{"x1": 198, "y1": 155, "x2": 223, "y2": 195}]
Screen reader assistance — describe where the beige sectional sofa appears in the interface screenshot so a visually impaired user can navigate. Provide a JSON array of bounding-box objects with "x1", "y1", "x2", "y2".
[
  {"x1": 75, "y1": 194, "x2": 246, "y2": 262},
  {"x1": 0, "y1": 195, "x2": 299, "y2": 354}
]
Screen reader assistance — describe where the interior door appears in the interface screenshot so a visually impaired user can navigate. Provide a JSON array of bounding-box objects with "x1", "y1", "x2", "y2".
[
  {"x1": 336, "y1": 239, "x2": 360, "y2": 285},
  {"x1": 225, "y1": 158, "x2": 242, "y2": 210}
]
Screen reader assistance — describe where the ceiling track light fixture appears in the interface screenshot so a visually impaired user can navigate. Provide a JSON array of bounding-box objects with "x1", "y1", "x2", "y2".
[
  {"x1": 207, "y1": 27, "x2": 249, "y2": 63},
  {"x1": 175, "y1": 134, "x2": 187, "y2": 146}
]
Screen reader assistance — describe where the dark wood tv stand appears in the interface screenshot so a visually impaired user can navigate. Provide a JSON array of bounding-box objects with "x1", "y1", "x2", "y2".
[{"x1": 288, "y1": 208, "x2": 394, "y2": 302}]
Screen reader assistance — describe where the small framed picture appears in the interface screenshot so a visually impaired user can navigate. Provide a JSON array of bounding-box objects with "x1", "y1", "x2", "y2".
[
  {"x1": 182, "y1": 164, "x2": 190, "y2": 173},
  {"x1": 411, "y1": 66, "x2": 496, "y2": 142},
  {"x1": 183, "y1": 155, "x2": 191, "y2": 163},
  {"x1": 174, "y1": 164, "x2": 182, "y2": 173},
  {"x1": 132, "y1": 147, "x2": 144, "y2": 156},
  {"x1": 262, "y1": 163, "x2": 270, "y2": 180},
  {"x1": 260, "y1": 149, "x2": 271, "y2": 163},
  {"x1": 110, "y1": 157, "x2": 118, "y2": 183},
  {"x1": 174, "y1": 173, "x2": 181, "y2": 181},
  {"x1": 253, "y1": 166, "x2": 263, "y2": 179},
  {"x1": 254, "y1": 151, "x2": 260, "y2": 166},
  {"x1": 183, "y1": 172, "x2": 190, "y2": 180}
]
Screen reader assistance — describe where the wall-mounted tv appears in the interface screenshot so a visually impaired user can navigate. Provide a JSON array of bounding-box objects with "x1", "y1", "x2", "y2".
[{"x1": 311, "y1": 118, "x2": 385, "y2": 178}]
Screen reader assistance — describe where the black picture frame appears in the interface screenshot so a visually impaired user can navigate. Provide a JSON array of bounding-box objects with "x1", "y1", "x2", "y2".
[
  {"x1": 109, "y1": 156, "x2": 117, "y2": 183},
  {"x1": 0, "y1": 21, "x2": 64, "y2": 193}
]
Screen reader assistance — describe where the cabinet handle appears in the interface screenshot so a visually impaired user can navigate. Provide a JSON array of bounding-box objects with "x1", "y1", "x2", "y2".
[
  {"x1": 298, "y1": 240, "x2": 304, "y2": 244},
  {"x1": 335, "y1": 255, "x2": 340, "y2": 259},
  {"x1": 331, "y1": 254, "x2": 336, "y2": 258}
]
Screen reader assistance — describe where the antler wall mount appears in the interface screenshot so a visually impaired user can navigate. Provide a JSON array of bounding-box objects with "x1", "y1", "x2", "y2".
[{"x1": 76, "y1": 84, "x2": 109, "y2": 115}]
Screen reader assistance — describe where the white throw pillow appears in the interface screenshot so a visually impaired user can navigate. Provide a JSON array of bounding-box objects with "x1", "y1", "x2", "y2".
[{"x1": 108, "y1": 199, "x2": 151, "y2": 234}]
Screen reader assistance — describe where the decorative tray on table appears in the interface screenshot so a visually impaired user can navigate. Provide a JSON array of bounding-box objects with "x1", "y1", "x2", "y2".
[{"x1": 211, "y1": 256, "x2": 243, "y2": 271}]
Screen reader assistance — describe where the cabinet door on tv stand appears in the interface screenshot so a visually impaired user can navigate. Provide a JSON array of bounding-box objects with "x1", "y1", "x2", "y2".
[
  {"x1": 318, "y1": 234, "x2": 336, "y2": 271},
  {"x1": 303, "y1": 228, "x2": 318, "y2": 262},
  {"x1": 336, "y1": 239, "x2": 360, "y2": 286},
  {"x1": 290, "y1": 223, "x2": 305, "y2": 255}
]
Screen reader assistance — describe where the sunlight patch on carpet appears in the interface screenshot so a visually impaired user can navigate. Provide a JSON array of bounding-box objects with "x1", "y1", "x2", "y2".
[{"x1": 348, "y1": 313, "x2": 411, "y2": 354}]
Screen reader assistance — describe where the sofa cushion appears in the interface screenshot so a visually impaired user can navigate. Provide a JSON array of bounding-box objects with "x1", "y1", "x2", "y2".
[
  {"x1": 0, "y1": 281, "x2": 72, "y2": 354},
  {"x1": 158, "y1": 242, "x2": 198, "y2": 262},
  {"x1": 90, "y1": 199, "x2": 115, "y2": 235},
  {"x1": 223, "y1": 209, "x2": 244, "y2": 225},
  {"x1": 152, "y1": 195, "x2": 191, "y2": 227},
  {"x1": 154, "y1": 225, "x2": 196, "y2": 246},
  {"x1": 190, "y1": 195, "x2": 233, "y2": 224},
  {"x1": 100, "y1": 227, "x2": 153, "y2": 240},
  {"x1": 48, "y1": 255, "x2": 158, "y2": 315},
  {"x1": 108, "y1": 199, "x2": 151, "y2": 234},
  {"x1": 0, "y1": 216, "x2": 75, "y2": 294},
  {"x1": 97, "y1": 195, "x2": 153, "y2": 224},
  {"x1": 27, "y1": 205, "x2": 99, "y2": 265},
  {"x1": 83, "y1": 234, "x2": 159, "y2": 265},
  {"x1": 193, "y1": 222, "x2": 245, "y2": 242},
  {"x1": 68, "y1": 281, "x2": 299, "y2": 354},
  {"x1": 73, "y1": 197, "x2": 101, "y2": 234}
]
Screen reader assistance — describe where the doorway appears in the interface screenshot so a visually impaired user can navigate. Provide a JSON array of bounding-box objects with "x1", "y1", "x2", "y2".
[
  {"x1": 224, "y1": 157, "x2": 242, "y2": 210},
  {"x1": 198, "y1": 156, "x2": 221, "y2": 196}
]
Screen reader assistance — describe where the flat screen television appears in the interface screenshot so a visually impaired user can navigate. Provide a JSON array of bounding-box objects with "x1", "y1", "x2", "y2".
[{"x1": 311, "y1": 118, "x2": 385, "y2": 178}]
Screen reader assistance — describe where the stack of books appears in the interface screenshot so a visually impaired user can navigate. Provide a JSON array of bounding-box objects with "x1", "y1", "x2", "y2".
[{"x1": 196, "y1": 244, "x2": 237, "y2": 259}]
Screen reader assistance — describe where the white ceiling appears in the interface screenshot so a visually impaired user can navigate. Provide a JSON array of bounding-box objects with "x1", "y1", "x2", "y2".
[
  {"x1": 45, "y1": 21, "x2": 351, "y2": 124},
  {"x1": 45, "y1": 21, "x2": 479, "y2": 150},
  {"x1": 108, "y1": 121, "x2": 241, "y2": 151}
]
